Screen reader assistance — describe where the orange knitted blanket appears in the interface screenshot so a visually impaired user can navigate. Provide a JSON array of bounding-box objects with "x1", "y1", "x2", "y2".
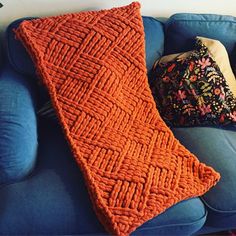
[{"x1": 15, "y1": 2, "x2": 220, "y2": 235}]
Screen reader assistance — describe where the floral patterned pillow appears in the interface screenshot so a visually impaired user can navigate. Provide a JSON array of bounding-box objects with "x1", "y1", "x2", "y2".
[{"x1": 151, "y1": 38, "x2": 236, "y2": 127}]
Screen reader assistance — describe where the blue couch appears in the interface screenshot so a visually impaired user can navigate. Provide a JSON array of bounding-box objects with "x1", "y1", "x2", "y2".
[{"x1": 0, "y1": 12, "x2": 236, "y2": 235}]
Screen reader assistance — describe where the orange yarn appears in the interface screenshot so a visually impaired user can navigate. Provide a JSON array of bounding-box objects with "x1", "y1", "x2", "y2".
[{"x1": 15, "y1": 2, "x2": 220, "y2": 235}]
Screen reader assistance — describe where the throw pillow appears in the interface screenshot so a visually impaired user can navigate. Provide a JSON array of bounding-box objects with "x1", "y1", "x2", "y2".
[
  {"x1": 197, "y1": 36, "x2": 236, "y2": 97},
  {"x1": 155, "y1": 37, "x2": 236, "y2": 97},
  {"x1": 151, "y1": 38, "x2": 236, "y2": 127},
  {"x1": 15, "y1": 2, "x2": 220, "y2": 235}
]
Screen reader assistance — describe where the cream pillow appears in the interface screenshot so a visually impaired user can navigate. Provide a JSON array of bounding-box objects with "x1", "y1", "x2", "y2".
[
  {"x1": 197, "y1": 36, "x2": 236, "y2": 96},
  {"x1": 157, "y1": 51, "x2": 192, "y2": 63}
]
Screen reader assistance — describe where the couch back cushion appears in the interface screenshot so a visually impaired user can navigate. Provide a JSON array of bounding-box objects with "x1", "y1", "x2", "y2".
[
  {"x1": 6, "y1": 18, "x2": 36, "y2": 77},
  {"x1": 6, "y1": 16, "x2": 164, "y2": 76},
  {"x1": 165, "y1": 13, "x2": 236, "y2": 64}
]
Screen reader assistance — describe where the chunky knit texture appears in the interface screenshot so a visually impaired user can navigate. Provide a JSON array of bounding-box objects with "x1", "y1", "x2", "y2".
[{"x1": 15, "y1": 2, "x2": 220, "y2": 235}]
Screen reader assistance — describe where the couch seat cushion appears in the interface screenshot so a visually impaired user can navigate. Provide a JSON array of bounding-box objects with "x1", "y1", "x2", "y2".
[{"x1": 172, "y1": 126, "x2": 236, "y2": 213}]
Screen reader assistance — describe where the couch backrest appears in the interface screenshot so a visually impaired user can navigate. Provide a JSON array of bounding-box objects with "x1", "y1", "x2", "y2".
[
  {"x1": 6, "y1": 13, "x2": 236, "y2": 78},
  {"x1": 164, "y1": 13, "x2": 236, "y2": 65},
  {"x1": 6, "y1": 17, "x2": 36, "y2": 77},
  {"x1": 5, "y1": 16, "x2": 165, "y2": 77}
]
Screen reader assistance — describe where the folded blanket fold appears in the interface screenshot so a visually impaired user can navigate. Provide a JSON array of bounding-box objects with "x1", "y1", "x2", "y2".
[{"x1": 15, "y1": 2, "x2": 220, "y2": 235}]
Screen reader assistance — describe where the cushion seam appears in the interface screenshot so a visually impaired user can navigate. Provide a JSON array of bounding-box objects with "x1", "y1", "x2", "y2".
[
  {"x1": 166, "y1": 19, "x2": 236, "y2": 27},
  {"x1": 201, "y1": 196, "x2": 236, "y2": 213},
  {"x1": 130, "y1": 208, "x2": 207, "y2": 232}
]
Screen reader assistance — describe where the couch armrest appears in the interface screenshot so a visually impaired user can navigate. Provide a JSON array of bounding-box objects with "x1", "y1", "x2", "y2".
[{"x1": 0, "y1": 59, "x2": 38, "y2": 184}]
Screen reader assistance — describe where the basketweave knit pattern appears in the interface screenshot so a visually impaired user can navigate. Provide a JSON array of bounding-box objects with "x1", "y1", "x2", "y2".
[{"x1": 15, "y1": 2, "x2": 220, "y2": 235}]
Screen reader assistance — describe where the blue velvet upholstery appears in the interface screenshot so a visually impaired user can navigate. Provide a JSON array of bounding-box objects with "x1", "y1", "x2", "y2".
[{"x1": 0, "y1": 60, "x2": 38, "y2": 184}]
